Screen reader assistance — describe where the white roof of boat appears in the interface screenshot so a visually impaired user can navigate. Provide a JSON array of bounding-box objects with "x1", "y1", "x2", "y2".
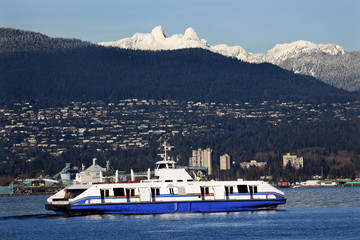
[
  {"x1": 155, "y1": 160, "x2": 176, "y2": 164},
  {"x1": 67, "y1": 184, "x2": 92, "y2": 190}
]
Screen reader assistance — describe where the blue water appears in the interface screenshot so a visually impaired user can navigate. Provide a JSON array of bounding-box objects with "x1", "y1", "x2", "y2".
[{"x1": 0, "y1": 187, "x2": 359, "y2": 240}]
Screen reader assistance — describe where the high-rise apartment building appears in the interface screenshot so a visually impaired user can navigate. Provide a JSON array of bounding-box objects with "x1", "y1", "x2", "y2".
[
  {"x1": 189, "y1": 148, "x2": 213, "y2": 175},
  {"x1": 220, "y1": 154, "x2": 231, "y2": 170}
]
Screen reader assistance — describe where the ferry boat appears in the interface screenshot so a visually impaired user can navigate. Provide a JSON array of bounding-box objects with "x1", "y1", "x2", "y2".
[{"x1": 45, "y1": 142, "x2": 286, "y2": 215}]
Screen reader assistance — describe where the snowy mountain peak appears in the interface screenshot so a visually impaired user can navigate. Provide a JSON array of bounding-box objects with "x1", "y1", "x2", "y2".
[
  {"x1": 98, "y1": 27, "x2": 359, "y2": 91},
  {"x1": 99, "y1": 26, "x2": 345, "y2": 61},
  {"x1": 184, "y1": 27, "x2": 199, "y2": 41},
  {"x1": 151, "y1": 25, "x2": 167, "y2": 40},
  {"x1": 269, "y1": 40, "x2": 345, "y2": 55},
  {"x1": 99, "y1": 26, "x2": 208, "y2": 50},
  {"x1": 265, "y1": 40, "x2": 345, "y2": 64},
  {"x1": 1, "y1": 27, "x2": 356, "y2": 99}
]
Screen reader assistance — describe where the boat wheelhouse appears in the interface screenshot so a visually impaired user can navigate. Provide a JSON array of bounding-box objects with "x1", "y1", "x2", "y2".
[{"x1": 45, "y1": 142, "x2": 286, "y2": 215}]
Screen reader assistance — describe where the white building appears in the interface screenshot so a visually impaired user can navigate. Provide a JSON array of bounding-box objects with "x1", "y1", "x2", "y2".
[
  {"x1": 240, "y1": 160, "x2": 266, "y2": 169},
  {"x1": 283, "y1": 153, "x2": 304, "y2": 169},
  {"x1": 220, "y1": 154, "x2": 231, "y2": 170},
  {"x1": 189, "y1": 148, "x2": 213, "y2": 175}
]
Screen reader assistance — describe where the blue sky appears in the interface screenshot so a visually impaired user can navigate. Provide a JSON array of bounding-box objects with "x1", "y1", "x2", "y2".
[{"x1": 1, "y1": 0, "x2": 359, "y2": 53}]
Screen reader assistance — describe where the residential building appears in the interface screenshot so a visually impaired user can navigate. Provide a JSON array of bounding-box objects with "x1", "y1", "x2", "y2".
[
  {"x1": 189, "y1": 148, "x2": 212, "y2": 175},
  {"x1": 240, "y1": 160, "x2": 266, "y2": 169},
  {"x1": 220, "y1": 154, "x2": 231, "y2": 170},
  {"x1": 283, "y1": 153, "x2": 304, "y2": 169}
]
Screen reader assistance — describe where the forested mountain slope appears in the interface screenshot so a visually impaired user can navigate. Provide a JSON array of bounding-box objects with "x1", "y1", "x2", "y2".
[{"x1": 0, "y1": 28, "x2": 355, "y2": 106}]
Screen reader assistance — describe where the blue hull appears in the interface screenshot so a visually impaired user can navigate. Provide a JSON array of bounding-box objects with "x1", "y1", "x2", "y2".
[{"x1": 48, "y1": 199, "x2": 286, "y2": 215}]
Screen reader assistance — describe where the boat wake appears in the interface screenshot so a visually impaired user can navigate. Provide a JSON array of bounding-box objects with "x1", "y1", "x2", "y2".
[{"x1": 0, "y1": 213, "x2": 63, "y2": 220}]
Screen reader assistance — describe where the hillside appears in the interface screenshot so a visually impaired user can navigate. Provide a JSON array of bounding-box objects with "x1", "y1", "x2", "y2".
[
  {"x1": 100, "y1": 26, "x2": 360, "y2": 91},
  {"x1": 278, "y1": 51, "x2": 360, "y2": 90},
  {"x1": 0, "y1": 28, "x2": 92, "y2": 53},
  {"x1": 0, "y1": 28, "x2": 355, "y2": 106}
]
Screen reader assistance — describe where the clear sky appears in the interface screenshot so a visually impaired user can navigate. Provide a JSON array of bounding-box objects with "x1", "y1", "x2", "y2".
[{"x1": 1, "y1": 0, "x2": 359, "y2": 53}]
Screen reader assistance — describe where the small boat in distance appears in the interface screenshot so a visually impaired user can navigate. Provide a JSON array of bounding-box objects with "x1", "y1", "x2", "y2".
[{"x1": 45, "y1": 142, "x2": 286, "y2": 215}]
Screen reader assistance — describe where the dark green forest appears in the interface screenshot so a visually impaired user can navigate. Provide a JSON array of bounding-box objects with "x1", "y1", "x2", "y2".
[{"x1": 0, "y1": 45, "x2": 356, "y2": 107}]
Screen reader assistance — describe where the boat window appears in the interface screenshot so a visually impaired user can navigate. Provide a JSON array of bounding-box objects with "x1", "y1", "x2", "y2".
[
  {"x1": 100, "y1": 189, "x2": 109, "y2": 198},
  {"x1": 158, "y1": 164, "x2": 167, "y2": 169},
  {"x1": 126, "y1": 188, "x2": 135, "y2": 197},
  {"x1": 225, "y1": 186, "x2": 234, "y2": 194},
  {"x1": 165, "y1": 180, "x2": 173, "y2": 182},
  {"x1": 201, "y1": 186, "x2": 210, "y2": 195},
  {"x1": 64, "y1": 189, "x2": 86, "y2": 199},
  {"x1": 237, "y1": 185, "x2": 248, "y2": 193},
  {"x1": 151, "y1": 188, "x2": 160, "y2": 196},
  {"x1": 169, "y1": 188, "x2": 174, "y2": 195},
  {"x1": 177, "y1": 180, "x2": 183, "y2": 182},
  {"x1": 113, "y1": 188, "x2": 125, "y2": 197},
  {"x1": 187, "y1": 179, "x2": 193, "y2": 182},
  {"x1": 249, "y1": 186, "x2": 258, "y2": 194}
]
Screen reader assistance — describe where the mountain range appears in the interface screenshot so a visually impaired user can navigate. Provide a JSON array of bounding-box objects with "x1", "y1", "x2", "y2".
[
  {"x1": 100, "y1": 26, "x2": 360, "y2": 91},
  {"x1": 0, "y1": 27, "x2": 355, "y2": 106}
]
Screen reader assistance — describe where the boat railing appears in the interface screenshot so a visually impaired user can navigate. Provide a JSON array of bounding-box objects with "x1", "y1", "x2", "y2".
[{"x1": 140, "y1": 180, "x2": 162, "y2": 183}]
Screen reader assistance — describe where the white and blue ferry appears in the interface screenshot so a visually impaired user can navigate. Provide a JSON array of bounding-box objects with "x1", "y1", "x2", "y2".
[{"x1": 45, "y1": 142, "x2": 286, "y2": 215}]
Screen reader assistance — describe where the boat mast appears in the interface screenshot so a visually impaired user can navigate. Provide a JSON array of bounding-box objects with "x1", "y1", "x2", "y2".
[{"x1": 158, "y1": 141, "x2": 174, "y2": 162}]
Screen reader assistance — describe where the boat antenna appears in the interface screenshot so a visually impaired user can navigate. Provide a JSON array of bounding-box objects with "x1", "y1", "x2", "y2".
[{"x1": 158, "y1": 141, "x2": 174, "y2": 162}]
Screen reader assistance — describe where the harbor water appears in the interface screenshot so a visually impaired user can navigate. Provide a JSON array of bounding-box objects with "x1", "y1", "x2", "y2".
[{"x1": 0, "y1": 187, "x2": 359, "y2": 240}]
